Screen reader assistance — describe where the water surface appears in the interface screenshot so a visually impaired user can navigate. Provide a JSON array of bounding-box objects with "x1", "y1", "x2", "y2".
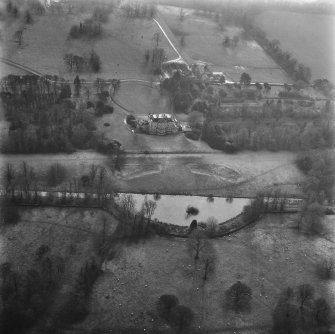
[{"x1": 118, "y1": 193, "x2": 250, "y2": 226}]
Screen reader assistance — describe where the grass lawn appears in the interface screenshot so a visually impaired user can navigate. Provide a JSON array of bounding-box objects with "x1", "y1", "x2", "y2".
[
  {"x1": 158, "y1": 5, "x2": 291, "y2": 83},
  {"x1": 116, "y1": 151, "x2": 305, "y2": 197},
  {"x1": 0, "y1": 150, "x2": 304, "y2": 197},
  {"x1": 255, "y1": 10, "x2": 335, "y2": 82},
  {"x1": 1, "y1": 7, "x2": 176, "y2": 80},
  {"x1": 79, "y1": 214, "x2": 335, "y2": 332}
]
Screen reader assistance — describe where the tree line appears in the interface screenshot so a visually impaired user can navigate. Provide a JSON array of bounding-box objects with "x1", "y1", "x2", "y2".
[
  {"x1": 168, "y1": 0, "x2": 314, "y2": 84},
  {"x1": 63, "y1": 50, "x2": 101, "y2": 73},
  {"x1": 241, "y1": 18, "x2": 311, "y2": 83},
  {"x1": 121, "y1": 2, "x2": 157, "y2": 19},
  {"x1": 296, "y1": 149, "x2": 334, "y2": 204},
  {"x1": 200, "y1": 104, "x2": 333, "y2": 153}
]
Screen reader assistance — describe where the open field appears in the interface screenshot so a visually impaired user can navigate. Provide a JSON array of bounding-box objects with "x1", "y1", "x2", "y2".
[
  {"x1": 0, "y1": 207, "x2": 117, "y2": 284},
  {"x1": 1, "y1": 7, "x2": 176, "y2": 80},
  {"x1": 0, "y1": 150, "x2": 305, "y2": 197},
  {"x1": 78, "y1": 214, "x2": 335, "y2": 332},
  {"x1": 158, "y1": 5, "x2": 291, "y2": 83},
  {"x1": 256, "y1": 10, "x2": 335, "y2": 82},
  {"x1": 114, "y1": 84, "x2": 171, "y2": 115}
]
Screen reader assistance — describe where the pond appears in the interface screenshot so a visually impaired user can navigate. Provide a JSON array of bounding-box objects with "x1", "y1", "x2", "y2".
[{"x1": 116, "y1": 193, "x2": 250, "y2": 226}]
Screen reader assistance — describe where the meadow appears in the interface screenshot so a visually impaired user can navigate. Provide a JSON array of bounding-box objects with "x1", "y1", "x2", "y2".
[
  {"x1": 79, "y1": 214, "x2": 335, "y2": 332},
  {"x1": 255, "y1": 10, "x2": 335, "y2": 82},
  {"x1": 1, "y1": 5, "x2": 175, "y2": 80},
  {"x1": 158, "y1": 5, "x2": 291, "y2": 83}
]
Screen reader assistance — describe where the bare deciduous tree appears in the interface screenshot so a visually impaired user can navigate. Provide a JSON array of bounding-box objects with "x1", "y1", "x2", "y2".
[
  {"x1": 187, "y1": 230, "x2": 209, "y2": 260},
  {"x1": 152, "y1": 32, "x2": 161, "y2": 48},
  {"x1": 297, "y1": 284, "x2": 314, "y2": 317},
  {"x1": 89, "y1": 164, "x2": 98, "y2": 184},
  {"x1": 201, "y1": 241, "x2": 216, "y2": 280},
  {"x1": 14, "y1": 30, "x2": 23, "y2": 46},
  {"x1": 4, "y1": 163, "x2": 15, "y2": 193},
  {"x1": 179, "y1": 8, "x2": 185, "y2": 21},
  {"x1": 142, "y1": 195, "x2": 157, "y2": 221},
  {"x1": 119, "y1": 194, "x2": 136, "y2": 219},
  {"x1": 206, "y1": 217, "x2": 218, "y2": 238}
]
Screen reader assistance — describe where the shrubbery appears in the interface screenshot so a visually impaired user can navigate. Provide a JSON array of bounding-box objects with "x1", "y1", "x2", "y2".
[
  {"x1": 186, "y1": 206, "x2": 199, "y2": 217},
  {"x1": 185, "y1": 130, "x2": 201, "y2": 141},
  {"x1": 157, "y1": 294, "x2": 179, "y2": 320},
  {"x1": 126, "y1": 114, "x2": 137, "y2": 127},
  {"x1": 295, "y1": 151, "x2": 313, "y2": 174},
  {"x1": 225, "y1": 281, "x2": 252, "y2": 313},
  {"x1": 95, "y1": 101, "x2": 114, "y2": 117},
  {"x1": 156, "y1": 294, "x2": 194, "y2": 331},
  {"x1": 189, "y1": 219, "x2": 197, "y2": 230},
  {"x1": 242, "y1": 195, "x2": 264, "y2": 224},
  {"x1": 296, "y1": 150, "x2": 334, "y2": 203}
]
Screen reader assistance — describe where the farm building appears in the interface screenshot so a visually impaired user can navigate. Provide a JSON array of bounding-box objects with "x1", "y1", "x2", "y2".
[{"x1": 141, "y1": 113, "x2": 181, "y2": 135}]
